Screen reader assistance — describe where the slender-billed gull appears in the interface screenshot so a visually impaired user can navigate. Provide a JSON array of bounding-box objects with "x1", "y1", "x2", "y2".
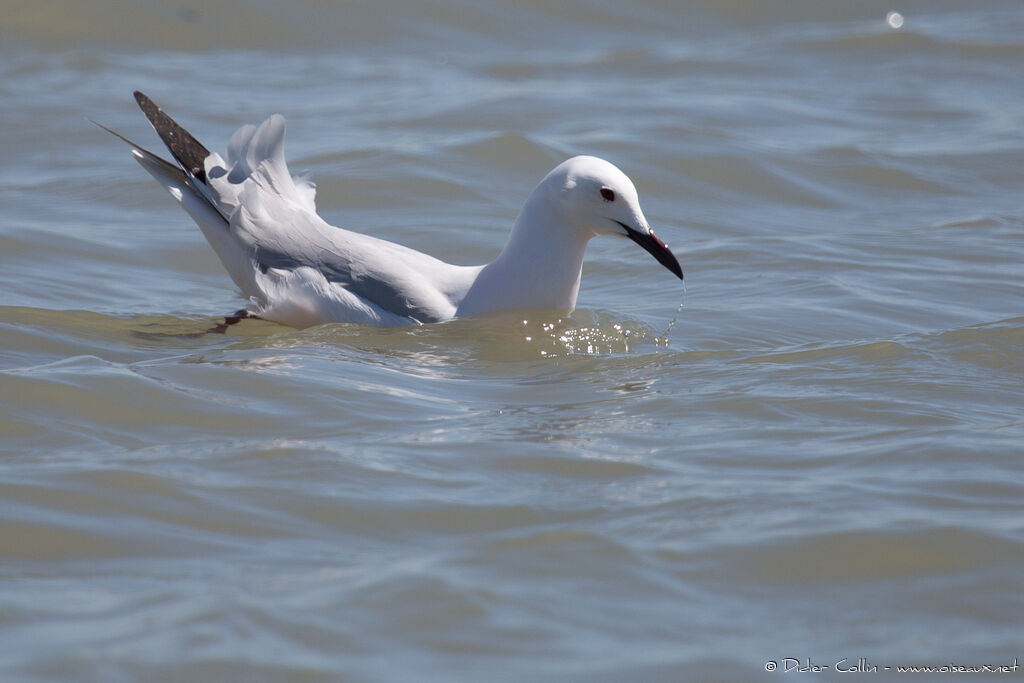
[{"x1": 100, "y1": 92, "x2": 682, "y2": 328}]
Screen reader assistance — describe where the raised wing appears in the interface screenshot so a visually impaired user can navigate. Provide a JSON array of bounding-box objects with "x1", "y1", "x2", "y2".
[{"x1": 120, "y1": 92, "x2": 477, "y2": 324}]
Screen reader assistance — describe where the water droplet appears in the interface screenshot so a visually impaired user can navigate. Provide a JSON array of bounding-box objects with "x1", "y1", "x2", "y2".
[{"x1": 886, "y1": 11, "x2": 904, "y2": 29}]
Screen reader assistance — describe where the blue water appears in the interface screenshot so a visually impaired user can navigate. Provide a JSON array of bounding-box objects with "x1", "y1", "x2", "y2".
[{"x1": 2, "y1": 1, "x2": 1023, "y2": 680}]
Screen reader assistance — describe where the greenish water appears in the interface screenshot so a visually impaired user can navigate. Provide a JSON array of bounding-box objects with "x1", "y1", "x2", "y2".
[{"x1": 2, "y1": 1, "x2": 1023, "y2": 680}]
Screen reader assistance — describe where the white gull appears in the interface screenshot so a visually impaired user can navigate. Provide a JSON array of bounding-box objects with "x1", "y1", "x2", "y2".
[{"x1": 100, "y1": 91, "x2": 683, "y2": 328}]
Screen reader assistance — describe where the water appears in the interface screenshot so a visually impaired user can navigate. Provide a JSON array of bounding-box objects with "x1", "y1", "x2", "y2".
[{"x1": 2, "y1": 1, "x2": 1023, "y2": 680}]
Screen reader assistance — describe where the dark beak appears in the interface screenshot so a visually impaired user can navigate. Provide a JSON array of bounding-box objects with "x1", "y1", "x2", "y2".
[{"x1": 617, "y1": 220, "x2": 684, "y2": 280}]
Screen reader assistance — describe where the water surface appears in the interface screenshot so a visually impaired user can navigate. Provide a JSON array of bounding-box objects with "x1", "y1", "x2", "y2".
[{"x1": 2, "y1": 1, "x2": 1023, "y2": 680}]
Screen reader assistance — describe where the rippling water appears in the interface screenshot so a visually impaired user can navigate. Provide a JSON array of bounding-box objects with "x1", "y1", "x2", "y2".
[{"x1": 2, "y1": 1, "x2": 1023, "y2": 680}]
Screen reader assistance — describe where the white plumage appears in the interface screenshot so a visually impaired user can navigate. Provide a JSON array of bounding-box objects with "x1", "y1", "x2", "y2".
[{"x1": 105, "y1": 92, "x2": 682, "y2": 328}]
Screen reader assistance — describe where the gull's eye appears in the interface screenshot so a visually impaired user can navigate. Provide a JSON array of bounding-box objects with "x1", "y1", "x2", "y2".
[{"x1": 600, "y1": 187, "x2": 615, "y2": 202}]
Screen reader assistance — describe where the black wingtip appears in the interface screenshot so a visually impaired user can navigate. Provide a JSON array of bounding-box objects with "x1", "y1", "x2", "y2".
[{"x1": 133, "y1": 91, "x2": 210, "y2": 183}]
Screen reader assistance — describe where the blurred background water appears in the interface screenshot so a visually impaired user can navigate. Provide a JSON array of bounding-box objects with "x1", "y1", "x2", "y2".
[{"x1": 2, "y1": 0, "x2": 1023, "y2": 680}]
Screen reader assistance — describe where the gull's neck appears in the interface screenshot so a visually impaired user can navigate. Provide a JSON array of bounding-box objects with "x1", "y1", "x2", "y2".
[{"x1": 456, "y1": 192, "x2": 589, "y2": 317}]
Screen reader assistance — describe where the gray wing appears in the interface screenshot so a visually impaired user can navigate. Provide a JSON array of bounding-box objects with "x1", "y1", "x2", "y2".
[
  {"x1": 233, "y1": 197, "x2": 462, "y2": 323},
  {"x1": 128, "y1": 91, "x2": 466, "y2": 322}
]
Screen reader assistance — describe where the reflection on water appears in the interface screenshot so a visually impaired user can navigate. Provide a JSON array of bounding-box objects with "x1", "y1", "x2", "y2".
[{"x1": 2, "y1": 0, "x2": 1024, "y2": 679}]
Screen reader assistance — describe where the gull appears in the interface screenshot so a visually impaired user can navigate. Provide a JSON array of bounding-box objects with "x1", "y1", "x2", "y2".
[{"x1": 100, "y1": 91, "x2": 683, "y2": 328}]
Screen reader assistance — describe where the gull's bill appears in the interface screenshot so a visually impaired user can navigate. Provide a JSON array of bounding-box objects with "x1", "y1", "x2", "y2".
[{"x1": 618, "y1": 220, "x2": 684, "y2": 280}]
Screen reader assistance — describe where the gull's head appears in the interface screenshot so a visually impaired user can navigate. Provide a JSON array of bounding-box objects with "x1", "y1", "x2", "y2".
[{"x1": 537, "y1": 155, "x2": 683, "y2": 279}]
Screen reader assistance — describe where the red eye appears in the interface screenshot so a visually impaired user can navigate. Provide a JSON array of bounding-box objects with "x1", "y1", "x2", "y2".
[{"x1": 600, "y1": 187, "x2": 615, "y2": 202}]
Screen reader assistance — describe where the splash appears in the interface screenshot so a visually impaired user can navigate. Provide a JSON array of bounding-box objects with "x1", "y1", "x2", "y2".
[{"x1": 653, "y1": 281, "x2": 686, "y2": 347}]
